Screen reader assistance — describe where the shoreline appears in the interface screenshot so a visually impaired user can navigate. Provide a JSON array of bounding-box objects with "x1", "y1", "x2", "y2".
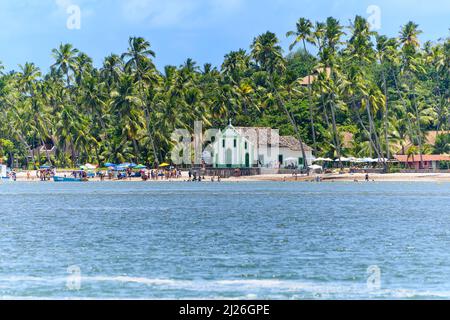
[
  {"x1": 5, "y1": 171, "x2": 450, "y2": 183},
  {"x1": 226, "y1": 173, "x2": 450, "y2": 182}
]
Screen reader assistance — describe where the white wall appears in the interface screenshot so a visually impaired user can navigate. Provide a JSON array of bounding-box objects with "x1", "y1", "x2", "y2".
[
  {"x1": 0, "y1": 165, "x2": 7, "y2": 178},
  {"x1": 213, "y1": 128, "x2": 254, "y2": 167},
  {"x1": 279, "y1": 148, "x2": 314, "y2": 168},
  {"x1": 247, "y1": 146, "x2": 313, "y2": 169}
]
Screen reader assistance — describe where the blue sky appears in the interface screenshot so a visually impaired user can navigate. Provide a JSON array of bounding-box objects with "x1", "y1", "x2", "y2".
[{"x1": 0, "y1": 0, "x2": 448, "y2": 72}]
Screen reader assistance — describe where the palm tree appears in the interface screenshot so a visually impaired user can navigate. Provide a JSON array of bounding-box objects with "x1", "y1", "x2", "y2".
[
  {"x1": 51, "y1": 43, "x2": 79, "y2": 87},
  {"x1": 251, "y1": 31, "x2": 309, "y2": 170},
  {"x1": 101, "y1": 54, "x2": 123, "y2": 91},
  {"x1": 434, "y1": 134, "x2": 450, "y2": 154},
  {"x1": 400, "y1": 22, "x2": 422, "y2": 48},
  {"x1": 287, "y1": 17, "x2": 318, "y2": 157},
  {"x1": 345, "y1": 16, "x2": 389, "y2": 168},
  {"x1": 17, "y1": 63, "x2": 55, "y2": 165},
  {"x1": 121, "y1": 37, "x2": 159, "y2": 163},
  {"x1": 316, "y1": 17, "x2": 345, "y2": 167},
  {"x1": 399, "y1": 22, "x2": 426, "y2": 168},
  {"x1": 0, "y1": 17, "x2": 448, "y2": 171},
  {"x1": 376, "y1": 35, "x2": 398, "y2": 161},
  {"x1": 110, "y1": 74, "x2": 145, "y2": 162}
]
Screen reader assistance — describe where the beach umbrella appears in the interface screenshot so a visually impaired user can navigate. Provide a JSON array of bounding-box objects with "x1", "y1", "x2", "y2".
[
  {"x1": 135, "y1": 164, "x2": 147, "y2": 169},
  {"x1": 40, "y1": 165, "x2": 51, "y2": 169},
  {"x1": 308, "y1": 164, "x2": 323, "y2": 170},
  {"x1": 120, "y1": 163, "x2": 132, "y2": 168},
  {"x1": 159, "y1": 163, "x2": 170, "y2": 167},
  {"x1": 104, "y1": 163, "x2": 116, "y2": 168},
  {"x1": 337, "y1": 157, "x2": 356, "y2": 162},
  {"x1": 314, "y1": 157, "x2": 333, "y2": 162}
]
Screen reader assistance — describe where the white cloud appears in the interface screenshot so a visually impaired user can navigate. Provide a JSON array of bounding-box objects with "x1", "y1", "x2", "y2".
[
  {"x1": 53, "y1": 0, "x2": 95, "y2": 19},
  {"x1": 55, "y1": 0, "x2": 72, "y2": 11}
]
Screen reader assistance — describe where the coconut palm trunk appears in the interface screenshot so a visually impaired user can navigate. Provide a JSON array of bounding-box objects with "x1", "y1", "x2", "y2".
[
  {"x1": 302, "y1": 39, "x2": 318, "y2": 157},
  {"x1": 274, "y1": 91, "x2": 309, "y2": 172},
  {"x1": 382, "y1": 72, "x2": 391, "y2": 161},
  {"x1": 329, "y1": 99, "x2": 343, "y2": 168}
]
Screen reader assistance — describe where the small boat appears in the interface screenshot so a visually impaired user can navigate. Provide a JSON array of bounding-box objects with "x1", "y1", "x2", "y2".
[
  {"x1": 0, "y1": 177, "x2": 11, "y2": 183},
  {"x1": 53, "y1": 176, "x2": 84, "y2": 182}
]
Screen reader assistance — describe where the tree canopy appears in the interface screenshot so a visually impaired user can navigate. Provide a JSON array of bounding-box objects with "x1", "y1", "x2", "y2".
[{"x1": 0, "y1": 15, "x2": 448, "y2": 169}]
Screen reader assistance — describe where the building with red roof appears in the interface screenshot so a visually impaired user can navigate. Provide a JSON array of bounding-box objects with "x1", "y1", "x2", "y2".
[{"x1": 394, "y1": 155, "x2": 450, "y2": 170}]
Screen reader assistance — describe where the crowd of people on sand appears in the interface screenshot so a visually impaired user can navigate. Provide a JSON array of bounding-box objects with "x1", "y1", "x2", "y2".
[
  {"x1": 93, "y1": 167, "x2": 184, "y2": 181},
  {"x1": 282, "y1": 168, "x2": 375, "y2": 183},
  {"x1": 5, "y1": 164, "x2": 226, "y2": 183},
  {"x1": 187, "y1": 169, "x2": 221, "y2": 182},
  {"x1": 37, "y1": 169, "x2": 55, "y2": 181},
  {"x1": 140, "y1": 168, "x2": 182, "y2": 181},
  {"x1": 10, "y1": 168, "x2": 58, "y2": 182}
]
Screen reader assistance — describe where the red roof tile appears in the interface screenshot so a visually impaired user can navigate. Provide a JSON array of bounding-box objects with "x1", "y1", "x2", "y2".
[{"x1": 394, "y1": 155, "x2": 450, "y2": 162}]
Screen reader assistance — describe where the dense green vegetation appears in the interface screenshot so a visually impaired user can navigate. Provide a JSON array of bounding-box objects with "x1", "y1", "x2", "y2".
[{"x1": 0, "y1": 15, "x2": 448, "y2": 169}]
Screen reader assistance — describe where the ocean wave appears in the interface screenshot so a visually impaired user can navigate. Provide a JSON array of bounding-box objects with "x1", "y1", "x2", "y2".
[{"x1": 1, "y1": 276, "x2": 450, "y2": 299}]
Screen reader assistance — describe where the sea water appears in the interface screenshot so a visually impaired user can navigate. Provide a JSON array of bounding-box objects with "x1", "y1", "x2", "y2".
[{"x1": 0, "y1": 181, "x2": 449, "y2": 299}]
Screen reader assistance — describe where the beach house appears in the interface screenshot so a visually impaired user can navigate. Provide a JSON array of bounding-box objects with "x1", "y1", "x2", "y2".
[
  {"x1": 210, "y1": 123, "x2": 313, "y2": 169},
  {"x1": 394, "y1": 155, "x2": 450, "y2": 171}
]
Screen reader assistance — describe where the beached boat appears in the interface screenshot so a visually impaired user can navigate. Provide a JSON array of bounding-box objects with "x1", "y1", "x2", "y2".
[
  {"x1": 53, "y1": 176, "x2": 84, "y2": 182},
  {"x1": 0, "y1": 177, "x2": 11, "y2": 183}
]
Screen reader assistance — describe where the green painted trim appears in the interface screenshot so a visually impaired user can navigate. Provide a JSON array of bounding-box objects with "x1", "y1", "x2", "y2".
[{"x1": 215, "y1": 164, "x2": 250, "y2": 169}]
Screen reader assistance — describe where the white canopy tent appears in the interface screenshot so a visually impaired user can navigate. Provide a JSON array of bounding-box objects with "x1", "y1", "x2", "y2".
[
  {"x1": 335, "y1": 157, "x2": 356, "y2": 162},
  {"x1": 314, "y1": 158, "x2": 333, "y2": 162},
  {"x1": 308, "y1": 164, "x2": 323, "y2": 171},
  {"x1": 84, "y1": 163, "x2": 97, "y2": 170}
]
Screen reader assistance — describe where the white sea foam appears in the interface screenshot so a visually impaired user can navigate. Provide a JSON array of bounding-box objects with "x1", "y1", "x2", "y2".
[
  {"x1": 1, "y1": 275, "x2": 450, "y2": 299},
  {"x1": 0, "y1": 276, "x2": 450, "y2": 300}
]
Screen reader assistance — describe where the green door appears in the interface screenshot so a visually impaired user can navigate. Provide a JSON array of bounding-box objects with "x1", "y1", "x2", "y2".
[
  {"x1": 245, "y1": 153, "x2": 250, "y2": 168},
  {"x1": 299, "y1": 157, "x2": 304, "y2": 169},
  {"x1": 226, "y1": 149, "x2": 232, "y2": 168}
]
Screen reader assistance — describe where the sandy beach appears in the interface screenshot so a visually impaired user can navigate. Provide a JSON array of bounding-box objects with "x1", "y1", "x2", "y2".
[
  {"x1": 227, "y1": 173, "x2": 450, "y2": 182},
  {"x1": 7, "y1": 171, "x2": 450, "y2": 183}
]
